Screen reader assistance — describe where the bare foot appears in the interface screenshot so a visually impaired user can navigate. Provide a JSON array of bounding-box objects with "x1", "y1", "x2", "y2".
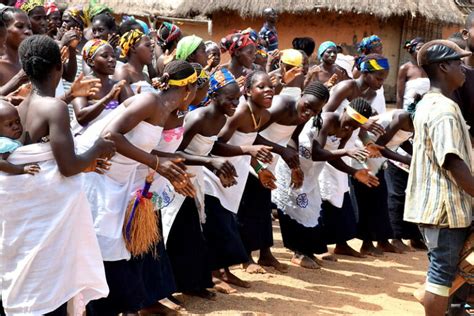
[
  {"x1": 213, "y1": 276, "x2": 237, "y2": 294},
  {"x1": 318, "y1": 252, "x2": 338, "y2": 262},
  {"x1": 334, "y1": 243, "x2": 366, "y2": 258},
  {"x1": 291, "y1": 253, "x2": 321, "y2": 269},
  {"x1": 377, "y1": 240, "x2": 404, "y2": 254},
  {"x1": 413, "y1": 284, "x2": 425, "y2": 305},
  {"x1": 360, "y1": 241, "x2": 384, "y2": 257},
  {"x1": 140, "y1": 299, "x2": 183, "y2": 315},
  {"x1": 258, "y1": 249, "x2": 289, "y2": 273},
  {"x1": 243, "y1": 262, "x2": 266, "y2": 274},
  {"x1": 218, "y1": 269, "x2": 251, "y2": 288},
  {"x1": 184, "y1": 289, "x2": 217, "y2": 300},
  {"x1": 409, "y1": 239, "x2": 427, "y2": 251},
  {"x1": 391, "y1": 239, "x2": 413, "y2": 252}
]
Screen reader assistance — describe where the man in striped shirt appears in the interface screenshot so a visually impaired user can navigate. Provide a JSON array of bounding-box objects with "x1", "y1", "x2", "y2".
[{"x1": 405, "y1": 40, "x2": 474, "y2": 316}]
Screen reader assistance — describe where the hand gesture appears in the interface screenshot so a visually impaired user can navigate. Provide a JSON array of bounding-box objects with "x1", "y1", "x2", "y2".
[
  {"x1": 325, "y1": 73, "x2": 339, "y2": 88},
  {"x1": 23, "y1": 163, "x2": 40, "y2": 175},
  {"x1": 60, "y1": 45, "x2": 70, "y2": 64},
  {"x1": 362, "y1": 119, "x2": 385, "y2": 137},
  {"x1": 281, "y1": 147, "x2": 300, "y2": 169},
  {"x1": 246, "y1": 145, "x2": 273, "y2": 164},
  {"x1": 96, "y1": 133, "x2": 117, "y2": 159},
  {"x1": 211, "y1": 158, "x2": 237, "y2": 179},
  {"x1": 282, "y1": 66, "x2": 304, "y2": 85},
  {"x1": 353, "y1": 169, "x2": 380, "y2": 187},
  {"x1": 346, "y1": 147, "x2": 370, "y2": 161},
  {"x1": 365, "y1": 143, "x2": 384, "y2": 158},
  {"x1": 236, "y1": 76, "x2": 246, "y2": 88},
  {"x1": 257, "y1": 168, "x2": 277, "y2": 190},
  {"x1": 105, "y1": 80, "x2": 125, "y2": 101},
  {"x1": 290, "y1": 166, "x2": 304, "y2": 189},
  {"x1": 70, "y1": 72, "x2": 102, "y2": 98},
  {"x1": 156, "y1": 157, "x2": 188, "y2": 186}
]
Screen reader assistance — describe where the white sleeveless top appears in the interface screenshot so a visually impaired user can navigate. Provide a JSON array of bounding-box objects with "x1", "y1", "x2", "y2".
[{"x1": 403, "y1": 77, "x2": 430, "y2": 110}]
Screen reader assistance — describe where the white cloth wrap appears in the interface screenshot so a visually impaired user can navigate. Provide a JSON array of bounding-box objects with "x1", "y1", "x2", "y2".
[
  {"x1": 403, "y1": 78, "x2": 430, "y2": 110},
  {"x1": 258, "y1": 122, "x2": 297, "y2": 173},
  {"x1": 272, "y1": 119, "x2": 324, "y2": 227},
  {"x1": 161, "y1": 133, "x2": 217, "y2": 245},
  {"x1": 77, "y1": 107, "x2": 164, "y2": 261},
  {"x1": 0, "y1": 143, "x2": 108, "y2": 315},
  {"x1": 204, "y1": 131, "x2": 257, "y2": 214}
]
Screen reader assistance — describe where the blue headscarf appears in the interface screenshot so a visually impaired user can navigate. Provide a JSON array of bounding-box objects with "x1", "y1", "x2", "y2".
[
  {"x1": 358, "y1": 35, "x2": 382, "y2": 54},
  {"x1": 318, "y1": 41, "x2": 337, "y2": 60},
  {"x1": 359, "y1": 55, "x2": 390, "y2": 73},
  {"x1": 208, "y1": 68, "x2": 236, "y2": 95}
]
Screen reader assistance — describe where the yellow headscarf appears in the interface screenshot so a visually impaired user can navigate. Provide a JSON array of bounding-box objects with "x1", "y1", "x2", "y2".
[{"x1": 119, "y1": 29, "x2": 145, "y2": 59}]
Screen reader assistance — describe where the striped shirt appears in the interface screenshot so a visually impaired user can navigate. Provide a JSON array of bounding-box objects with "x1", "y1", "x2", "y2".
[{"x1": 404, "y1": 90, "x2": 472, "y2": 228}]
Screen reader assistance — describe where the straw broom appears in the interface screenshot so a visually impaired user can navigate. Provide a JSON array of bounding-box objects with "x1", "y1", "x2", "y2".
[{"x1": 123, "y1": 173, "x2": 160, "y2": 257}]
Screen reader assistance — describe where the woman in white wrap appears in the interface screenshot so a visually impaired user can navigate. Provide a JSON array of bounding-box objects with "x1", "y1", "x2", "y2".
[
  {"x1": 396, "y1": 38, "x2": 430, "y2": 110},
  {"x1": 82, "y1": 60, "x2": 198, "y2": 315},
  {"x1": 0, "y1": 35, "x2": 115, "y2": 316}
]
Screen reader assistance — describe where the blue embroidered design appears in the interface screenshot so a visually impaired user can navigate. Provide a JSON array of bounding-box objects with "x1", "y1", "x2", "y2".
[
  {"x1": 299, "y1": 145, "x2": 311, "y2": 159},
  {"x1": 296, "y1": 193, "x2": 308, "y2": 208}
]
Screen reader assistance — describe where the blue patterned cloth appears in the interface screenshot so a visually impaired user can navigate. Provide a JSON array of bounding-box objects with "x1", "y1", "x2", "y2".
[{"x1": 0, "y1": 137, "x2": 21, "y2": 154}]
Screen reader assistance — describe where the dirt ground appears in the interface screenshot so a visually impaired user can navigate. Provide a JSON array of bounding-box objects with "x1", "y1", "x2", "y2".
[{"x1": 176, "y1": 221, "x2": 428, "y2": 315}]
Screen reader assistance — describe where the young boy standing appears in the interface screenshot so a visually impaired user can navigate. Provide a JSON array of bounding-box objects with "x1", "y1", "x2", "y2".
[{"x1": 405, "y1": 40, "x2": 474, "y2": 316}]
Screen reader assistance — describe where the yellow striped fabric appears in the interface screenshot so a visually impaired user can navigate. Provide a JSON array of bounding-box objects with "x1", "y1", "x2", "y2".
[{"x1": 404, "y1": 91, "x2": 473, "y2": 228}]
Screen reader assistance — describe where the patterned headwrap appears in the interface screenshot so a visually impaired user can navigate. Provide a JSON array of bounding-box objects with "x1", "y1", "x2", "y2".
[
  {"x1": 82, "y1": 39, "x2": 111, "y2": 61},
  {"x1": 256, "y1": 46, "x2": 268, "y2": 58},
  {"x1": 15, "y1": 0, "x2": 44, "y2": 14},
  {"x1": 176, "y1": 35, "x2": 203, "y2": 61},
  {"x1": 44, "y1": 1, "x2": 57, "y2": 15},
  {"x1": 359, "y1": 55, "x2": 390, "y2": 73},
  {"x1": 404, "y1": 37, "x2": 424, "y2": 54},
  {"x1": 318, "y1": 41, "x2": 337, "y2": 60},
  {"x1": 122, "y1": 15, "x2": 149, "y2": 35},
  {"x1": 358, "y1": 35, "x2": 382, "y2": 54},
  {"x1": 64, "y1": 6, "x2": 86, "y2": 28},
  {"x1": 220, "y1": 32, "x2": 256, "y2": 56},
  {"x1": 208, "y1": 67, "x2": 236, "y2": 95},
  {"x1": 119, "y1": 29, "x2": 145, "y2": 58},
  {"x1": 84, "y1": 0, "x2": 112, "y2": 24},
  {"x1": 241, "y1": 27, "x2": 259, "y2": 43},
  {"x1": 157, "y1": 22, "x2": 181, "y2": 47}
]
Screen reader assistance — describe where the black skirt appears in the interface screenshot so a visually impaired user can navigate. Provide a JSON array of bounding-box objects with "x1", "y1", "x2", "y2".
[
  {"x1": 166, "y1": 197, "x2": 213, "y2": 292},
  {"x1": 319, "y1": 192, "x2": 357, "y2": 245},
  {"x1": 86, "y1": 218, "x2": 176, "y2": 315},
  {"x1": 237, "y1": 174, "x2": 274, "y2": 252},
  {"x1": 202, "y1": 195, "x2": 249, "y2": 270},
  {"x1": 352, "y1": 169, "x2": 394, "y2": 241},
  {"x1": 385, "y1": 161, "x2": 422, "y2": 240},
  {"x1": 277, "y1": 209, "x2": 328, "y2": 257}
]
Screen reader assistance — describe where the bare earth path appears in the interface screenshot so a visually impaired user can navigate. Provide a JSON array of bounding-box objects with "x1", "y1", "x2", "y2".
[{"x1": 176, "y1": 222, "x2": 428, "y2": 315}]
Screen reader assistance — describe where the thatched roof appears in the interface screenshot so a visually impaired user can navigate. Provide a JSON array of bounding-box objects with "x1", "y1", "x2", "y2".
[
  {"x1": 455, "y1": 0, "x2": 474, "y2": 14},
  {"x1": 175, "y1": 0, "x2": 464, "y2": 24},
  {"x1": 65, "y1": 0, "x2": 464, "y2": 24}
]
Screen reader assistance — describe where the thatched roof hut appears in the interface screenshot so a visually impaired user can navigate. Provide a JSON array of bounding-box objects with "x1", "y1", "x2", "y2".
[
  {"x1": 174, "y1": 0, "x2": 464, "y2": 24},
  {"x1": 65, "y1": 0, "x2": 464, "y2": 24}
]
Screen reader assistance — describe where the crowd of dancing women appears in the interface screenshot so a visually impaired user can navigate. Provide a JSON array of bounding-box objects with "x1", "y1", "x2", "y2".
[{"x1": 0, "y1": 1, "x2": 473, "y2": 315}]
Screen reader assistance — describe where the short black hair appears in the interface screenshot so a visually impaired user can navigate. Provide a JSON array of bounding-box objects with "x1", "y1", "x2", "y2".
[
  {"x1": 118, "y1": 19, "x2": 141, "y2": 36},
  {"x1": 303, "y1": 81, "x2": 329, "y2": 102},
  {"x1": 244, "y1": 70, "x2": 268, "y2": 97},
  {"x1": 292, "y1": 37, "x2": 315, "y2": 57},
  {"x1": 92, "y1": 12, "x2": 116, "y2": 32},
  {"x1": 163, "y1": 60, "x2": 196, "y2": 81},
  {"x1": 19, "y1": 35, "x2": 61, "y2": 83}
]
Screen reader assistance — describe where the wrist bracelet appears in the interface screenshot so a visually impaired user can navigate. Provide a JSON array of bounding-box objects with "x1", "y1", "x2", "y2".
[{"x1": 254, "y1": 163, "x2": 263, "y2": 174}]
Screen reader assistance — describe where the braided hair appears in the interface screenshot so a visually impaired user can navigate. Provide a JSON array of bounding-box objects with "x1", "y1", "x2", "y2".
[
  {"x1": 19, "y1": 35, "x2": 61, "y2": 83},
  {"x1": 155, "y1": 60, "x2": 196, "y2": 90},
  {"x1": 349, "y1": 97, "x2": 372, "y2": 118},
  {"x1": 304, "y1": 81, "x2": 329, "y2": 130}
]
